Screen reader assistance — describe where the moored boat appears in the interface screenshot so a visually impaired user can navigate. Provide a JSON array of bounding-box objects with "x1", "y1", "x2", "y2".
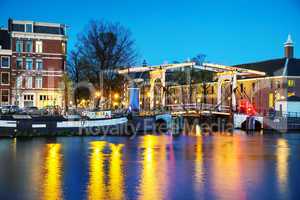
[{"x1": 0, "y1": 114, "x2": 129, "y2": 137}]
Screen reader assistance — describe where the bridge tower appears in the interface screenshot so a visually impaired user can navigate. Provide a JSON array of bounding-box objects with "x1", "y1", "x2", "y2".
[
  {"x1": 217, "y1": 71, "x2": 237, "y2": 112},
  {"x1": 149, "y1": 69, "x2": 166, "y2": 110}
]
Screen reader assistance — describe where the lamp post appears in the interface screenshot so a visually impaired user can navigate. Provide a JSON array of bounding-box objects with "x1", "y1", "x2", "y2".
[{"x1": 113, "y1": 92, "x2": 120, "y2": 109}]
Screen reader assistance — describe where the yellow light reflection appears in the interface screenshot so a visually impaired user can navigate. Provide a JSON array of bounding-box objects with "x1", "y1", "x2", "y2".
[
  {"x1": 88, "y1": 141, "x2": 106, "y2": 200},
  {"x1": 212, "y1": 136, "x2": 245, "y2": 199},
  {"x1": 138, "y1": 135, "x2": 168, "y2": 200},
  {"x1": 276, "y1": 138, "x2": 289, "y2": 194},
  {"x1": 194, "y1": 136, "x2": 203, "y2": 191},
  {"x1": 196, "y1": 124, "x2": 202, "y2": 136},
  {"x1": 108, "y1": 144, "x2": 124, "y2": 200},
  {"x1": 43, "y1": 144, "x2": 63, "y2": 200}
]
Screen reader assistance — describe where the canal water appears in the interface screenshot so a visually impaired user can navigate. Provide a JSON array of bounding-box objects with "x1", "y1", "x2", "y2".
[{"x1": 0, "y1": 131, "x2": 299, "y2": 200}]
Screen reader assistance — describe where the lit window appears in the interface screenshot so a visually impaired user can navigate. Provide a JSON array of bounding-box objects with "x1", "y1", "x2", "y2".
[
  {"x1": 62, "y1": 42, "x2": 66, "y2": 54},
  {"x1": 25, "y1": 24, "x2": 33, "y2": 33},
  {"x1": 269, "y1": 93, "x2": 274, "y2": 108},
  {"x1": 36, "y1": 59, "x2": 43, "y2": 70},
  {"x1": 26, "y1": 77, "x2": 33, "y2": 88},
  {"x1": 16, "y1": 58, "x2": 23, "y2": 69},
  {"x1": 35, "y1": 77, "x2": 43, "y2": 89},
  {"x1": 1, "y1": 73, "x2": 9, "y2": 85},
  {"x1": 288, "y1": 92, "x2": 295, "y2": 97},
  {"x1": 16, "y1": 40, "x2": 23, "y2": 52},
  {"x1": 36, "y1": 41, "x2": 43, "y2": 53},
  {"x1": 1, "y1": 90, "x2": 9, "y2": 104},
  {"x1": 1, "y1": 56, "x2": 10, "y2": 68},
  {"x1": 25, "y1": 41, "x2": 33, "y2": 52},
  {"x1": 288, "y1": 80, "x2": 295, "y2": 87},
  {"x1": 26, "y1": 58, "x2": 33, "y2": 70}
]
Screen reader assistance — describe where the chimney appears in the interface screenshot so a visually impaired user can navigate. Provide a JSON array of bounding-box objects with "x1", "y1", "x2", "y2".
[{"x1": 284, "y1": 34, "x2": 294, "y2": 59}]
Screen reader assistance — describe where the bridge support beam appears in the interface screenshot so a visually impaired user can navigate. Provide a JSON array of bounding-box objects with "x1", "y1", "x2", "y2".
[
  {"x1": 217, "y1": 73, "x2": 237, "y2": 112},
  {"x1": 149, "y1": 69, "x2": 166, "y2": 110},
  {"x1": 217, "y1": 79, "x2": 223, "y2": 111},
  {"x1": 231, "y1": 74, "x2": 237, "y2": 112}
]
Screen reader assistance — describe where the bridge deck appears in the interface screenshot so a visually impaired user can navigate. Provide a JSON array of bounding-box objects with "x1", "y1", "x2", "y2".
[{"x1": 140, "y1": 103, "x2": 231, "y2": 117}]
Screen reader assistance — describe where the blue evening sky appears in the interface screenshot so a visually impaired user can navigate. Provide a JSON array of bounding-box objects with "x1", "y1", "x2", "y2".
[{"x1": 1, "y1": 0, "x2": 299, "y2": 65}]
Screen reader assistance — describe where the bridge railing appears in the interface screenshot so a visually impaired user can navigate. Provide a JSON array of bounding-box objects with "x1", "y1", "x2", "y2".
[{"x1": 165, "y1": 103, "x2": 231, "y2": 113}]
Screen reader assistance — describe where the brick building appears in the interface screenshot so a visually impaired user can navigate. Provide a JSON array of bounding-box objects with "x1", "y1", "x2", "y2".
[
  {"x1": 0, "y1": 29, "x2": 12, "y2": 106},
  {"x1": 7, "y1": 19, "x2": 67, "y2": 108}
]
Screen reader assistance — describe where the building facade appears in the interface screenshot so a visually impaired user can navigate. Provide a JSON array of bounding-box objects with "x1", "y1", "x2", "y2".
[
  {"x1": 7, "y1": 19, "x2": 67, "y2": 108},
  {"x1": 137, "y1": 34, "x2": 300, "y2": 116},
  {"x1": 0, "y1": 29, "x2": 12, "y2": 106}
]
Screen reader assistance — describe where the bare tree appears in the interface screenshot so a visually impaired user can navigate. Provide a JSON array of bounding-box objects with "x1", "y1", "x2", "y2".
[{"x1": 71, "y1": 20, "x2": 138, "y2": 108}]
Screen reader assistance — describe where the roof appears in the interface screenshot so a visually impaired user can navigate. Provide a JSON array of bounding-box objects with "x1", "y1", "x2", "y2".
[
  {"x1": 0, "y1": 29, "x2": 10, "y2": 49},
  {"x1": 8, "y1": 19, "x2": 66, "y2": 36},
  {"x1": 287, "y1": 96, "x2": 300, "y2": 102},
  {"x1": 234, "y1": 58, "x2": 300, "y2": 76}
]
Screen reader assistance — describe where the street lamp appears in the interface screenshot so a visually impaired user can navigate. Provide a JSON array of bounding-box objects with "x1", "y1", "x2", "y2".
[
  {"x1": 95, "y1": 91, "x2": 101, "y2": 98},
  {"x1": 113, "y1": 93, "x2": 119, "y2": 100}
]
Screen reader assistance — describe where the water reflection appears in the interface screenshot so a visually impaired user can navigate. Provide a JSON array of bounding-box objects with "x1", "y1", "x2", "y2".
[
  {"x1": 0, "y1": 134, "x2": 298, "y2": 200},
  {"x1": 43, "y1": 143, "x2": 63, "y2": 200},
  {"x1": 138, "y1": 135, "x2": 169, "y2": 200},
  {"x1": 212, "y1": 136, "x2": 245, "y2": 199},
  {"x1": 276, "y1": 138, "x2": 289, "y2": 195},
  {"x1": 87, "y1": 141, "x2": 106, "y2": 200},
  {"x1": 108, "y1": 144, "x2": 124, "y2": 200},
  {"x1": 194, "y1": 136, "x2": 204, "y2": 192},
  {"x1": 87, "y1": 141, "x2": 125, "y2": 200}
]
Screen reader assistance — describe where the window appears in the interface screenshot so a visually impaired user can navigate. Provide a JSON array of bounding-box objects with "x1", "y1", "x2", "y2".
[
  {"x1": 24, "y1": 95, "x2": 34, "y2": 101},
  {"x1": 1, "y1": 73, "x2": 9, "y2": 85},
  {"x1": 36, "y1": 59, "x2": 43, "y2": 70},
  {"x1": 26, "y1": 77, "x2": 32, "y2": 88},
  {"x1": 25, "y1": 24, "x2": 33, "y2": 33},
  {"x1": 62, "y1": 42, "x2": 66, "y2": 54},
  {"x1": 288, "y1": 92, "x2": 295, "y2": 97},
  {"x1": 276, "y1": 81, "x2": 281, "y2": 89},
  {"x1": 1, "y1": 90, "x2": 9, "y2": 104},
  {"x1": 252, "y1": 82, "x2": 256, "y2": 92},
  {"x1": 26, "y1": 58, "x2": 33, "y2": 70},
  {"x1": 1, "y1": 56, "x2": 10, "y2": 68},
  {"x1": 240, "y1": 83, "x2": 244, "y2": 93},
  {"x1": 16, "y1": 40, "x2": 23, "y2": 52},
  {"x1": 288, "y1": 80, "x2": 295, "y2": 87},
  {"x1": 16, "y1": 58, "x2": 23, "y2": 69},
  {"x1": 24, "y1": 95, "x2": 34, "y2": 107},
  {"x1": 36, "y1": 41, "x2": 43, "y2": 53},
  {"x1": 35, "y1": 77, "x2": 43, "y2": 89},
  {"x1": 25, "y1": 41, "x2": 33, "y2": 52},
  {"x1": 269, "y1": 93, "x2": 274, "y2": 108},
  {"x1": 40, "y1": 95, "x2": 49, "y2": 101},
  {"x1": 16, "y1": 76, "x2": 22, "y2": 88},
  {"x1": 270, "y1": 81, "x2": 273, "y2": 89}
]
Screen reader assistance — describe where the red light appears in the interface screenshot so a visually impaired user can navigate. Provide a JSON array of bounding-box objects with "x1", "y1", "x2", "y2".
[{"x1": 239, "y1": 99, "x2": 256, "y2": 116}]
